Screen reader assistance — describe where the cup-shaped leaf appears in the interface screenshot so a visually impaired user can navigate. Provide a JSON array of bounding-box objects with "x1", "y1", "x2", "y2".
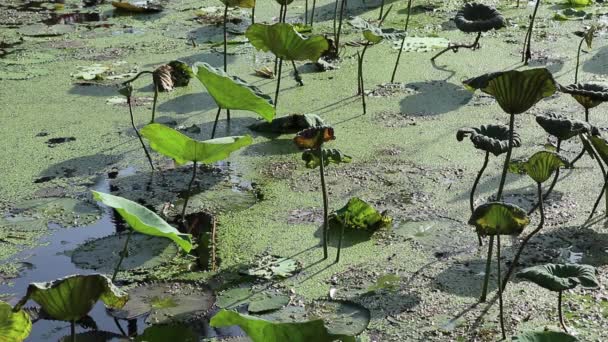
[
  {"x1": 508, "y1": 151, "x2": 569, "y2": 184},
  {"x1": 560, "y1": 82, "x2": 608, "y2": 110},
  {"x1": 14, "y1": 274, "x2": 128, "y2": 322},
  {"x1": 193, "y1": 62, "x2": 275, "y2": 122},
  {"x1": 0, "y1": 301, "x2": 31, "y2": 341},
  {"x1": 332, "y1": 197, "x2": 392, "y2": 231},
  {"x1": 456, "y1": 124, "x2": 521, "y2": 156},
  {"x1": 220, "y1": 0, "x2": 255, "y2": 8},
  {"x1": 512, "y1": 330, "x2": 577, "y2": 342},
  {"x1": 535, "y1": 113, "x2": 591, "y2": 141},
  {"x1": 517, "y1": 263, "x2": 599, "y2": 292},
  {"x1": 293, "y1": 126, "x2": 335, "y2": 150},
  {"x1": 92, "y1": 191, "x2": 193, "y2": 252},
  {"x1": 302, "y1": 148, "x2": 352, "y2": 169},
  {"x1": 468, "y1": 202, "x2": 529, "y2": 236},
  {"x1": 140, "y1": 123, "x2": 253, "y2": 165},
  {"x1": 463, "y1": 68, "x2": 557, "y2": 114},
  {"x1": 454, "y1": 3, "x2": 505, "y2": 33},
  {"x1": 246, "y1": 23, "x2": 329, "y2": 61},
  {"x1": 210, "y1": 309, "x2": 355, "y2": 342}
]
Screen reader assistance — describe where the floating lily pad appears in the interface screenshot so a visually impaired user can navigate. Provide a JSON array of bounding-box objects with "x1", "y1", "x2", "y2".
[
  {"x1": 216, "y1": 287, "x2": 253, "y2": 309},
  {"x1": 71, "y1": 64, "x2": 110, "y2": 80},
  {"x1": 241, "y1": 255, "x2": 301, "y2": 280},
  {"x1": 216, "y1": 287, "x2": 289, "y2": 313},
  {"x1": 248, "y1": 293, "x2": 290, "y2": 313},
  {"x1": 18, "y1": 24, "x2": 75, "y2": 37},
  {"x1": 308, "y1": 300, "x2": 370, "y2": 336},
  {"x1": 391, "y1": 37, "x2": 449, "y2": 52},
  {"x1": 71, "y1": 233, "x2": 178, "y2": 272},
  {"x1": 554, "y1": 8, "x2": 592, "y2": 21}
]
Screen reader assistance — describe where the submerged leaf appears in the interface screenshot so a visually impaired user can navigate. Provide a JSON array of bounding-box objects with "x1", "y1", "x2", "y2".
[
  {"x1": 468, "y1": 202, "x2": 529, "y2": 236},
  {"x1": 512, "y1": 330, "x2": 577, "y2": 342},
  {"x1": 507, "y1": 151, "x2": 569, "y2": 183},
  {"x1": 92, "y1": 191, "x2": 192, "y2": 252},
  {"x1": 0, "y1": 300, "x2": 31, "y2": 342},
  {"x1": 246, "y1": 23, "x2": 329, "y2": 61},
  {"x1": 14, "y1": 274, "x2": 128, "y2": 322},
  {"x1": 535, "y1": 113, "x2": 591, "y2": 141},
  {"x1": 302, "y1": 149, "x2": 352, "y2": 169},
  {"x1": 331, "y1": 197, "x2": 392, "y2": 231},
  {"x1": 210, "y1": 310, "x2": 356, "y2": 342},
  {"x1": 456, "y1": 124, "x2": 520, "y2": 156},
  {"x1": 517, "y1": 263, "x2": 599, "y2": 292},
  {"x1": 193, "y1": 62, "x2": 275, "y2": 122},
  {"x1": 140, "y1": 123, "x2": 253, "y2": 165}
]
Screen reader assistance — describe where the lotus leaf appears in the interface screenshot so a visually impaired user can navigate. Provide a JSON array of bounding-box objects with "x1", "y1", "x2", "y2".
[
  {"x1": 589, "y1": 135, "x2": 608, "y2": 165},
  {"x1": 193, "y1": 62, "x2": 275, "y2": 122},
  {"x1": 14, "y1": 274, "x2": 128, "y2": 322},
  {"x1": 535, "y1": 113, "x2": 591, "y2": 141},
  {"x1": 210, "y1": 310, "x2": 356, "y2": 342},
  {"x1": 308, "y1": 300, "x2": 371, "y2": 336},
  {"x1": 517, "y1": 263, "x2": 599, "y2": 292},
  {"x1": 249, "y1": 114, "x2": 324, "y2": 133},
  {"x1": 560, "y1": 82, "x2": 608, "y2": 109},
  {"x1": 246, "y1": 23, "x2": 329, "y2": 61},
  {"x1": 92, "y1": 191, "x2": 192, "y2": 252},
  {"x1": 454, "y1": 3, "x2": 505, "y2": 33},
  {"x1": 331, "y1": 197, "x2": 392, "y2": 231},
  {"x1": 507, "y1": 151, "x2": 569, "y2": 183},
  {"x1": 0, "y1": 300, "x2": 31, "y2": 342},
  {"x1": 512, "y1": 330, "x2": 577, "y2": 342},
  {"x1": 468, "y1": 202, "x2": 529, "y2": 236},
  {"x1": 140, "y1": 123, "x2": 253, "y2": 165},
  {"x1": 463, "y1": 68, "x2": 557, "y2": 114},
  {"x1": 456, "y1": 124, "x2": 520, "y2": 156},
  {"x1": 302, "y1": 149, "x2": 352, "y2": 169}
]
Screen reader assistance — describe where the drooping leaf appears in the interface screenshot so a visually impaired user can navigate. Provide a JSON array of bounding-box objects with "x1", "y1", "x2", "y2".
[
  {"x1": 0, "y1": 300, "x2": 31, "y2": 342},
  {"x1": 507, "y1": 151, "x2": 569, "y2": 183},
  {"x1": 517, "y1": 263, "x2": 599, "y2": 292},
  {"x1": 140, "y1": 123, "x2": 253, "y2": 165},
  {"x1": 219, "y1": 0, "x2": 255, "y2": 8},
  {"x1": 331, "y1": 197, "x2": 392, "y2": 231},
  {"x1": 308, "y1": 300, "x2": 370, "y2": 336},
  {"x1": 135, "y1": 324, "x2": 199, "y2": 342},
  {"x1": 512, "y1": 330, "x2": 577, "y2": 342},
  {"x1": 153, "y1": 61, "x2": 192, "y2": 92},
  {"x1": 249, "y1": 114, "x2": 324, "y2": 134},
  {"x1": 14, "y1": 274, "x2": 128, "y2": 322},
  {"x1": 210, "y1": 310, "x2": 356, "y2": 342},
  {"x1": 293, "y1": 126, "x2": 335, "y2": 149},
  {"x1": 454, "y1": 3, "x2": 505, "y2": 33},
  {"x1": 193, "y1": 62, "x2": 275, "y2": 122},
  {"x1": 302, "y1": 149, "x2": 352, "y2": 169},
  {"x1": 463, "y1": 68, "x2": 557, "y2": 114},
  {"x1": 92, "y1": 191, "x2": 192, "y2": 252},
  {"x1": 468, "y1": 202, "x2": 530, "y2": 236},
  {"x1": 583, "y1": 25, "x2": 596, "y2": 49},
  {"x1": 535, "y1": 113, "x2": 591, "y2": 141},
  {"x1": 246, "y1": 23, "x2": 329, "y2": 61},
  {"x1": 456, "y1": 124, "x2": 521, "y2": 156}
]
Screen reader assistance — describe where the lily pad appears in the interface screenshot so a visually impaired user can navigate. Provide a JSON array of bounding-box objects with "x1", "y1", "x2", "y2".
[
  {"x1": 554, "y1": 8, "x2": 592, "y2": 21},
  {"x1": 391, "y1": 37, "x2": 449, "y2": 52},
  {"x1": 216, "y1": 287, "x2": 253, "y2": 309},
  {"x1": 217, "y1": 288, "x2": 290, "y2": 313},
  {"x1": 248, "y1": 293, "x2": 290, "y2": 313},
  {"x1": 70, "y1": 233, "x2": 178, "y2": 272},
  {"x1": 241, "y1": 255, "x2": 301, "y2": 280},
  {"x1": 308, "y1": 300, "x2": 370, "y2": 336}
]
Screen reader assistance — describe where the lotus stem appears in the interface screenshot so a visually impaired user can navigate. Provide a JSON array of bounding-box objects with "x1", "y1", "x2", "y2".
[
  {"x1": 305, "y1": 0, "x2": 308, "y2": 24},
  {"x1": 528, "y1": 139, "x2": 561, "y2": 215},
  {"x1": 522, "y1": 0, "x2": 541, "y2": 64},
  {"x1": 390, "y1": 0, "x2": 412, "y2": 83},
  {"x1": 358, "y1": 44, "x2": 369, "y2": 115},
  {"x1": 71, "y1": 320, "x2": 76, "y2": 342},
  {"x1": 357, "y1": 51, "x2": 362, "y2": 94},
  {"x1": 112, "y1": 228, "x2": 133, "y2": 282},
  {"x1": 378, "y1": 4, "x2": 392, "y2": 27},
  {"x1": 319, "y1": 148, "x2": 329, "y2": 260},
  {"x1": 586, "y1": 142, "x2": 608, "y2": 220},
  {"x1": 251, "y1": 6, "x2": 255, "y2": 25},
  {"x1": 575, "y1": 36, "x2": 584, "y2": 83},
  {"x1": 113, "y1": 318, "x2": 127, "y2": 336},
  {"x1": 122, "y1": 70, "x2": 153, "y2": 85},
  {"x1": 470, "y1": 151, "x2": 489, "y2": 246},
  {"x1": 501, "y1": 182, "x2": 545, "y2": 291},
  {"x1": 496, "y1": 113, "x2": 515, "y2": 201},
  {"x1": 336, "y1": 214, "x2": 345, "y2": 263},
  {"x1": 211, "y1": 107, "x2": 222, "y2": 139},
  {"x1": 431, "y1": 31, "x2": 482, "y2": 62},
  {"x1": 182, "y1": 161, "x2": 198, "y2": 226},
  {"x1": 127, "y1": 95, "x2": 155, "y2": 171},
  {"x1": 211, "y1": 216, "x2": 217, "y2": 271},
  {"x1": 333, "y1": 0, "x2": 340, "y2": 40},
  {"x1": 497, "y1": 235, "x2": 506, "y2": 339},
  {"x1": 310, "y1": 0, "x2": 316, "y2": 26},
  {"x1": 274, "y1": 58, "x2": 283, "y2": 109},
  {"x1": 151, "y1": 82, "x2": 158, "y2": 123},
  {"x1": 377, "y1": 0, "x2": 385, "y2": 20},
  {"x1": 480, "y1": 235, "x2": 494, "y2": 302},
  {"x1": 223, "y1": 5, "x2": 228, "y2": 72},
  {"x1": 291, "y1": 61, "x2": 303, "y2": 86},
  {"x1": 558, "y1": 290, "x2": 568, "y2": 333},
  {"x1": 335, "y1": 0, "x2": 347, "y2": 56}
]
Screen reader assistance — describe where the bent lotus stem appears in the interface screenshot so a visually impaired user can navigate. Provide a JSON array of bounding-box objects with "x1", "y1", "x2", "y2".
[
  {"x1": 112, "y1": 228, "x2": 133, "y2": 282},
  {"x1": 182, "y1": 161, "x2": 198, "y2": 226},
  {"x1": 319, "y1": 148, "x2": 329, "y2": 259},
  {"x1": 522, "y1": 0, "x2": 541, "y2": 64},
  {"x1": 501, "y1": 182, "x2": 545, "y2": 291},
  {"x1": 127, "y1": 95, "x2": 155, "y2": 171},
  {"x1": 575, "y1": 36, "x2": 585, "y2": 83},
  {"x1": 558, "y1": 290, "x2": 568, "y2": 333},
  {"x1": 291, "y1": 61, "x2": 303, "y2": 86},
  {"x1": 527, "y1": 139, "x2": 561, "y2": 215},
  {"x1": 211, "y1": 107, "x2": 222, "y2": 139},
  {"x1": 570, "y1": 112, "x2": 592, "y2": 166},
  {"x1": 335, "y1": 0, "x2": 347, "y2": 56},
  {"x1": 497, "y1": 235, "x2": 506, "y2": 339},
  {"x1": 390, "y1": 0, "x2": 413, "y2": 83},
  {"x1": 431, "y1": 31, "x2": 481, "y2": 62},
  {"x1": 470, "y1": 151, "x2": 489, "y2": 246}
]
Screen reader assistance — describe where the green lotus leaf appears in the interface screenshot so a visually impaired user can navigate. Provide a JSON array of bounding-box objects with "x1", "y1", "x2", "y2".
[
  {"x1": 302, "y1": 148, "x2": 352, "y2": 169},
  {"x1": 331, "y1": 197, "x2": 392, "y2": 231},
  {"x1": 463, "y1": 68, "x2": 557, "y2": 114},
  {"x1": 92, "y1": 191, "x2": 192, "y2": 252},
  {"x1": 14, "y1": 274, "x2": 128, "y2": 322},
  {"x1": 517, "y1": 263, "x2": 599, "y2": 292},
  {"x1": 512, "y1": 330, "x2": 577, "y2": 342},
  {"x1": 246, "y1": 23, "x2": 329, "y2": 61},
  {"x1": 210, "y1": 310, "x2": 356, "y2": 342},
  {"x1": 554, "y1": 8, "x2": 591, "y2": 21},
  {"x1": 363, "y1": 29, "x2": 384, "y2": 44},
  {"x1": 0, "y1": 300, "x2": 31, "y2": 342},
  {"x1": 568, "y1": 0, "x2": 592, "y2": 6},
  {"x1": 468, "y1": 202, "x2": 529, "y2": 236},
  {"x1": 456, "y1": 124, "x2": 521, "y2": 156},
  {"x1": 590, "y1": 135, "x2": 608, "y2": 165},
  {"x1": 220, "y1": 0, "x2": 255, "y2": 8},
  {"x1": 560, "y1": 82, "x2": 608, "y2": 109},
  {"x1": 140, "y1": 123, "x2": 253, "y2": 166},
  {"x1": 508, "y1": 151, "x2": 569, "y2": 183},
  {"x1": 192, "y1": 62, "x2": 275, "y2": 122},
  {"x1": 535, "y1": 113, "x2": 591, "y2": 141}
]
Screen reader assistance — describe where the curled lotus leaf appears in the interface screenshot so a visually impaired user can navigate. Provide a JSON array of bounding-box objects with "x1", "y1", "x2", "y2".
[
  {"x1": 153, "y1": 61, "x2": 192, "y2": 92},
  {"x1": 14, "y1": 274, "x2": 128, "y2": 322},
  {"x1": 560, "y1": 82, "x2": 608, "y2": 109},
  {"x1": 246, "y1": 23, "x2": 329, "y2": 62},
  {"x1": 535, "y1": 113, "x2": 591, "y2": 141},
  {"x1": 302, "y1": 148, "x2": 352, "y2": 169},
  {"x1": 512, "y1": 330, "x2": 577, "y2": 342},
  {"x1": 0, "y1": 300, "x2": 31, "y2": 342},
  {"x1": 220, "y1": 0, "x2": 255, "y2": 8},
  {"x1": 454, "y1": 3, "x2": 505, "y2": 33},
  {"x1": 293, "y1": 126, "x2": 335, "y2": 150},
  {"x1": 468, "y1": 202, "x2": 530, "y2": 236},
  {"x1": 463, "y1": 68, "x2": 557, "y2": 114},
  {"x1": 331, "y1": 197, "x2": 392, "y2": 231},
  {"x1": 456, "y1": 124, "x2": 520, "y2": 156},
  {"x1": 517, "y1": 263, "x2": 599, "y2": 292},
  {"x1": 507, "y1": 151, "x2": 569, "y2": 184}
]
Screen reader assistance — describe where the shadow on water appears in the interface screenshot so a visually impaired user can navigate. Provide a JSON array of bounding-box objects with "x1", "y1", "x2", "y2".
[
  {"x1": 242, "y1": 138, "x2": 299, "y2": 156},
  {"x1": 399, "y1": 81, "x2": 473, "y2": 116},
  {"x1": 156, "y1": 93, "x2": 216, "y2": 115},
  {"x1": 582, "y1": 45, "x2": 608, "y2": 76},
  {"x1": 39, "y1": 153, "x2": 123, "y2": 179}
]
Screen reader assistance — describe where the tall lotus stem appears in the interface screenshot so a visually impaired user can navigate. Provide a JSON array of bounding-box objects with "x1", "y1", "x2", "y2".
[
  {"x1": 333, "y1": 0, "x2": 339, "y2": 38},
  {"x1": 480, "y1": 236, "x2": 494, "y2": 302},
  {"x1": 470, "y1": 151, "x2": 489, "y2": 246},
  {"x1": 182, "y1": 161, "x2": 198, "y2": 225},
  {"x1": 211, "y1": 107, "x2": 222, "y2": 139},
  {"x1": 358, "y1": 44, "x2": 370, "y2": 114},
  {"x1": 335, "y1": 0, "x2": 347, "y2": 55},
  {"x1": 223, "y1": 5, "x2": 231, "y2": 122},
  {"x1": 310, "y1": 0, "x2": 316, "y2": 26},
  {"x1": 127, "y1": 94, "x2": 155, "y2": 171},
  {"x1": 390, "y1": 0, "x2": 412, "y2": 83},
  {"x1": 558, "y1": 290, "x2": 568, "y2": 333},
  {"x1": 497, "y1": 235, "x2": 506, "y2": 339},
  {"x1": 522, "y1": 0, "x2": 541, "y2": 64},
  {"x1": 575, "y1": 36, "x2": 585, "y2": 83},
  {"x1": 319, "y1": 147, "x2": 329, "y2": 259},
  {"x1": 112, "y1": 228, "x2": 133, "y2": 282},
  {"x1": 305, "y1": 0, "x2": 308, "y2": 23},
  {"x1": 251, "y1": 6, "x2": 255, "y2": 24},
  {"x1": 275, "y1": 59, "x2": 284, "y2": 109},
  {"x1": 71, "y1": 321, "x2": 76, "y2": 342},
  {"x1": 501, "y1": 182, "x2": 545, "y2": 291},
  {"x1": 377, "y1": 0, "x2": 385, "y2": 20},
  {"x1": 151, "y1": 82, "x2": 158, "y2": 123}
]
